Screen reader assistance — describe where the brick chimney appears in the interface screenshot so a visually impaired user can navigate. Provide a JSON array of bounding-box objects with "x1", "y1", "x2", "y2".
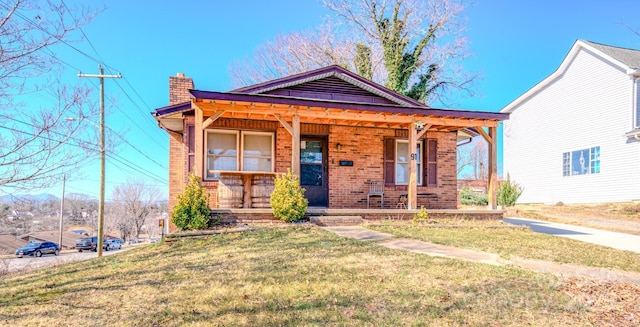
[{"x1": 169, "y1": 72, "x2": 194, "y2": 105}]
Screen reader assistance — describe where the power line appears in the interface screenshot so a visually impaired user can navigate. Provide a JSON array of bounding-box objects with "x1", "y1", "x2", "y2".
[
  {"x1": 0, "y1": 113, "x2": 167, "y2": 172},
  {"x1": 0, "y1": 115, "x2": 168, "y2": 185},
  {"x1": 5, "y1": 3, "x2": 169, "y2": 152}
]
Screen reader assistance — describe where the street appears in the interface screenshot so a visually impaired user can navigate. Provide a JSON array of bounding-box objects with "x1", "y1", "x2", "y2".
[{"x1": 2, "y1": 246, "x2": 135, "y2": 274}]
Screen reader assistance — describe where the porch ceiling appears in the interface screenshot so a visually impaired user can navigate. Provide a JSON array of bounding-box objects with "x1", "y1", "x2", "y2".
[{"x1": 192, "y1": 98, "x2": 502, "y2": 131}]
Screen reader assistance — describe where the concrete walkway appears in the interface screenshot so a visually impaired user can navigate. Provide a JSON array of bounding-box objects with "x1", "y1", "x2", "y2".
[
  {"x1": 503, "y1": 217, "x2": 640, "y2": 254},
  {"x1": 322, "y1": 226, "x2": 640, "y2": 284}
]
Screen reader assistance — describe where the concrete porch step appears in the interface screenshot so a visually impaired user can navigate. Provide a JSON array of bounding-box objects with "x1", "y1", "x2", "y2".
[{"x1": 308, "y1": 215, "x2": 363, "y2": 226}]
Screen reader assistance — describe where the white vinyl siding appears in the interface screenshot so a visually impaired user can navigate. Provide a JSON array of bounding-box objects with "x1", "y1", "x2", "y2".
[
  {"x1": 503, "y1": 48, "x2": 640, "y2": 203},
  {"x1": 635, "y1": 78, "x2": 640, "y2": 128}
]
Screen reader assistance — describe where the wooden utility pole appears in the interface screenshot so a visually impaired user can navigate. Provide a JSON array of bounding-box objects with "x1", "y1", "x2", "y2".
[
  {"x1": 58, "y1": 174, "x2": 65, "y2": 249},
  {"x1": 78, "y1": 65, "x2": 121, "y2": 257}
]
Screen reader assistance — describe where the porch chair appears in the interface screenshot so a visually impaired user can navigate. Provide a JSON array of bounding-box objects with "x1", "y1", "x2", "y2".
[
  {"x1": 367, "y1": 180, "x2": 384, "y2": 208},
  {"x1": 396, "y1": 194, "x2": 408, "y2": 209}
]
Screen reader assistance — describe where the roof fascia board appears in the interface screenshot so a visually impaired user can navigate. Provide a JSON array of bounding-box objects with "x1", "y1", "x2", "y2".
[
  {"x1": 189, "y1": 89, "x2": 509, "y2": 121},
  {"x1": 501, "y1": 40, "x2": 635, "y2": 113}
]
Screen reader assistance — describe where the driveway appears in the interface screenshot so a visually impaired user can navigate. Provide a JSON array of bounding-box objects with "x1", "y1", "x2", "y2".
[{"x1": 504, "y1": 217, "x2": 640, "y2": 254}]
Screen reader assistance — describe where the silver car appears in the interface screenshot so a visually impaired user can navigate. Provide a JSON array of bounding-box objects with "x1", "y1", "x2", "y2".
[{"x1": 105, "y1": 239, "x2": 122, "y2": 250}]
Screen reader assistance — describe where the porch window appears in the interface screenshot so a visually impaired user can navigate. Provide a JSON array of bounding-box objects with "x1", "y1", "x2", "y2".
[
  {"x1": 562, "y1": 146, "x2": 600, "y2": 177},
  {"x1": 385, "y1": 138, "x2": 435, "y2": 186},
  {"x1": 242, "y1": 132, "x2": 274, "y2": 172},
  {"x1": 395, "y1": 140, "x2": 422, "y2": 185},
  {"x1": 205, "y1": 130, "x2": 274, "y2": 179}
]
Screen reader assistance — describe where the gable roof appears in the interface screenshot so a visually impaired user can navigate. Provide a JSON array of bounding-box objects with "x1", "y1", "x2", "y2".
[
  {"x1": 0, "y1": 234, "x2": 28, "y2": 253},
  {"x1": 232, "y1": 65, "x2": 425, "y2": 107},
  {"x1": 501, "y1": 40, "x2": 640, "y2": 113},
  {"x1": 583, "y1": 40, "x2": 640, "y2": 70}
]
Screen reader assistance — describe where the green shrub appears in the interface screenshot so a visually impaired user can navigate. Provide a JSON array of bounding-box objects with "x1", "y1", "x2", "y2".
[
  {"x1": 459, "y1": 186, "x2": 488, "y2": 206},
  {"x1": 171, "y1": 173, "x2": 211, "y2": 230},
  {"x1": 270, "y1": 169, "x2": 308, "y2": 222},
  {"x1": 497, "y1": 174, "x2": 524, "y2": 207},
  {"x1": 413, "y1": 206, "x2": 429, "y2": 223}
]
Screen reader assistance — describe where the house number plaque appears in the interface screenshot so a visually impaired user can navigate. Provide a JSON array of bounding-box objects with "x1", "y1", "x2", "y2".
[{"x1": 410, "y1": 153, "x2": 418, "y2": 160}]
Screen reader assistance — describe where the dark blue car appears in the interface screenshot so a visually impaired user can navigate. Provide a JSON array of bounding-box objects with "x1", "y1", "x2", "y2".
[{"x1": 15, "y1": 241, "x2": 60, "y2": 258}]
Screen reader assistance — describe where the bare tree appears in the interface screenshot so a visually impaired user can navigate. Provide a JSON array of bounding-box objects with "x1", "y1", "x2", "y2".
[
  {"x1": 65, "y1": 193, "x2": 95, "y2": 225},
  {"x1": 230, "y1": 24, "x2": 360, "y2": 87},
  {"x1": 0, "y1": 0, "x2": 100, "y2": 191},
  {"x1": 457, "y1": 139, "x2": 487, "y2": 180},
  {"x1": 230, "y1": 0, "x2": 473, "y2": 105},
  {"x1": 111, "y1": 179, "x2": 161, "y2": 240}
]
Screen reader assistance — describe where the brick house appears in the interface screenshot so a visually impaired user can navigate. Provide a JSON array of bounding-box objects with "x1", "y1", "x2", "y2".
[{"x1": 153, "y1": 66, "x2": 508, "y2": 225}]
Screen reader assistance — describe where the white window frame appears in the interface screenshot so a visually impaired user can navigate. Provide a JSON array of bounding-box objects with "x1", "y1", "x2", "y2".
[
  {"x1": 395, "y1": 139, "x2": 423, "y2": 185},
  {"x1": 240, "y1": 131, "x2": 275, "y2": 172},
  {"x1": 562, "y1": 146, "x2": 600, "y2": 177},
  {"x1": 205, "y1": 129, "x2": 275, "y2": 179}
]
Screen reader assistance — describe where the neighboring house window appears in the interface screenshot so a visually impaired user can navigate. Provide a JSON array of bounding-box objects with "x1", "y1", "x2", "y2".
[
  {"x1": 395, "y1": 140, "x2": 422, "y2": 185},
  {"x1": 562, "y1": 152, "x2": 570, "y2": 177},
  {"x1": 384, "y1": 138, "x2": 437, "y2": 186},
  {"x1": 205, "y1": 130, "x2": 274, "y2": 179},
  {"x1": 562, "y1": 146, "x2": 600, "y2": 176},
  {"x1": 635, "y1": 79, "x2": 640, "y2": 128}
]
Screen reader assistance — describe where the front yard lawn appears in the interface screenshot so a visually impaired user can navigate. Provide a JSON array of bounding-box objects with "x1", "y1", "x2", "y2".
[
  {"x1": 370, "y1": 220, "x2": 640, "y2": 273},
  {"x1": 0, "y1": 225, "x2": 635, "y2": 326}
]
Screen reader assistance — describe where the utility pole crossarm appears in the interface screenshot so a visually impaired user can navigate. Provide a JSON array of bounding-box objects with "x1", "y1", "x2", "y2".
[{"x1": 78, "y1": 72, "x2": 122, "y2": 79}]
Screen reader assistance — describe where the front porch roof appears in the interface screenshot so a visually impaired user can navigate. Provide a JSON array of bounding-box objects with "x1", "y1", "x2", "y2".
[{"x1": 154, "y1": 90, "x2": 508, "y2": 132}]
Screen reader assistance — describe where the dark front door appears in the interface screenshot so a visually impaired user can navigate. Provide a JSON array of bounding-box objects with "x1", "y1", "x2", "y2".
[{"x1": 300, "y1": 137, "x2": 328, "y2": 207}]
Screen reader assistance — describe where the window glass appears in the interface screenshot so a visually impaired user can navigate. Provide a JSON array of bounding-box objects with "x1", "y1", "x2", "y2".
[
  {"x1": 564, "y1": 146, "x2": 600, "y2": 177},
  {"x1": 243, "y1": 133, "x2": 273, "y2": 172},
  {"x1": 205, "y1": 130, "x2": 275, "y2": 178},
  {"x1": 395, "y1": 140, "x2": 422, "y2": 185},
  {"x1": 562, "y1": 152, "x2": 570, "y2": 176},
  {"x1": 300, "y1": 140, "x2": 323, "y2": 186},
  {"x1": 396, "y1": 141, "x2": 409, "y2": 184},
  {"x1": 207, "y1": 132, "x2": 237, "y2": 173}
]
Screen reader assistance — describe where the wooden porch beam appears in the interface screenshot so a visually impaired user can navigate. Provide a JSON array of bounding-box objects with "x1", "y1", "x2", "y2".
[
  {"x1": 487, "y1": 126, "x2": 498, "y2": 209},
  {"x1": 416, "y1": 124, "x2": 432, "y2": 139},
  {"x1": 292, "y1": 114, "x2": 301, "y2": 177},
  {"x1": 203, "y1": 110, "x2": 225, "y2": 129},
  {"x1": 194, "y1": 104, "x2": 204, "y2": 178},
  {"x1": 476, "y1": 127, "x2": 492, "y2": 144},
  {"x1": 408, "y1": 123, "x2": 418, "y2": 210},
  {"x1": 194, "y1": 101, "x2": 500, "y2": 128},
  {"x1": 274, "y1": 113, "x2": 293, "y2": 135}
]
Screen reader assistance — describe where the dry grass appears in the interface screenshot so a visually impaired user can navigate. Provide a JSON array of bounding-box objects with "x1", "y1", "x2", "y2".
[
  {"x1": 506, "y1": 202, "x2": 640, "y2": 235},
  {"x1": 0, "y1": 226, "x2": 599, "y2": 326},
  {"x1": 370, "y1": 220, "x2": 640, "y2": 273}
]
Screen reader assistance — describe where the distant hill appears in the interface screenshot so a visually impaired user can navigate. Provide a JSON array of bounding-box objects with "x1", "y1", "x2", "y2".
[{"x1": 0, "y1": 193, "x2": 59, "y2": 204}]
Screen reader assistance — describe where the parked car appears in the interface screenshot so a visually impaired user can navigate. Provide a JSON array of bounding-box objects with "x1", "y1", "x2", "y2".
[
  {"x1": 15, "y1": 242, "x2": 60, "y2": 258},
  {"x1": 75, "y1": 236, "x2": 109, "y2": 252},
  {"x1": 105, "y1": 238, "x2": 123, "y2": 250}
]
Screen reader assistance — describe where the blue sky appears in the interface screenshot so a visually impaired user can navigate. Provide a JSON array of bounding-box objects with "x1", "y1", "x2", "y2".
[{"x1": 33, "y1": 0, "x2": 640, "y2": 200}]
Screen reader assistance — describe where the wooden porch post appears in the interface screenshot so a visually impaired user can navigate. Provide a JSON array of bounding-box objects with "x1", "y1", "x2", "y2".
[
  {"x1": 408, "y1": 123, "x2": 417, "y2": 210},
  {"x1": 488, "y1": 126, "x2": 498, "y2": 209},
  {"x1": 194, "y1": 104, "x2": 204, "y2": 178},
  {"x1": 292, "y1": 114, "x2": 301, "y2": 177}
]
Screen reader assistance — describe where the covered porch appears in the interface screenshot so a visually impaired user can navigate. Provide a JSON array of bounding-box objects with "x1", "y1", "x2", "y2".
[
  {"x1": 184, "y1": 94, "x2": 504, "y2": 210},
  {"x1": 154, "y1": 66, "x2": 509, "y2": 218}
]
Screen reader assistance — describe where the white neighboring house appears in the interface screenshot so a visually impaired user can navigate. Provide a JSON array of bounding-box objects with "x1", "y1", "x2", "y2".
[{"x1": 501, "y1": 40, "x2": 640, "y2": 204}]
